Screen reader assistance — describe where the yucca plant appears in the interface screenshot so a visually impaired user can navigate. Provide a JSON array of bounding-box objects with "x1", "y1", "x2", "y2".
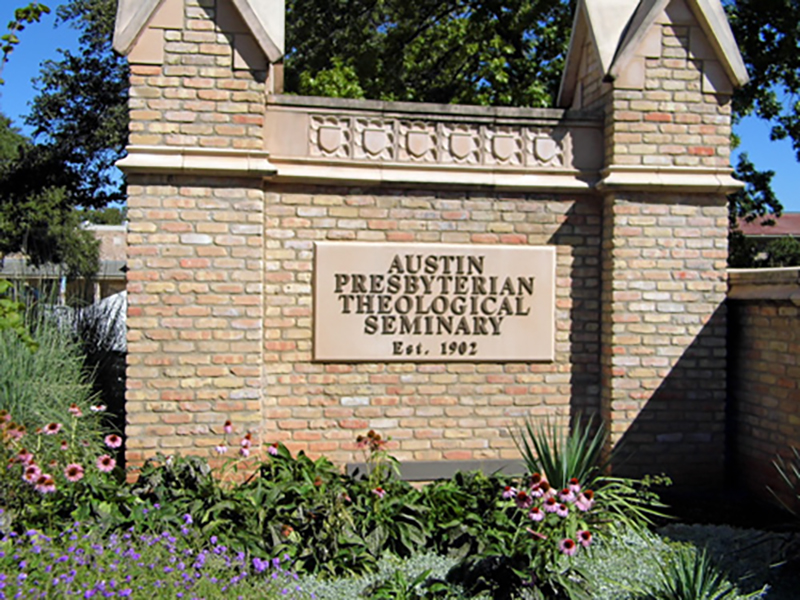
[
  {"x1": 768, "y1": 446, "x2": 800, "y2": 516},
  {"x1": 653, "y1": 546, "x2": 765, "y2": 600},
  {"x1": 511, "y1": 414, "x2": 608, "y2": 490}
]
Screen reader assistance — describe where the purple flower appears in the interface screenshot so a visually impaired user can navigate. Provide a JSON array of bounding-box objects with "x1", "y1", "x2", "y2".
[
  {"x1": 268, "y1": 443, "x2": 279, "y2": 456},
  {"x1": 183, "y1": 514, "x2": 193, "y2": 525},
  {"x1": 556, "y1": 503, "x2": 569, "y2": 518}
]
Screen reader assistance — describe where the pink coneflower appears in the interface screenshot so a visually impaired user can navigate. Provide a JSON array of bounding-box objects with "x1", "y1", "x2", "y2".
[
  {"x1": 502, "y1": 485, "x2": 517, "y2": 500},
  {"x1": 90, "y1": 404, "x2": 106, "y2": 412},
  {"x1": 556, "y1": 503, "x2": 569, "y2": 518},
  {"x1": 68, "y1": 403, "x2": 83, "y2": 417},
  {"x1": 223, "y1": 420, "x2": 233, "y2": 434},
  {"x1": 16, "y1": 448, "x2": 33, "y2": 465},
  {"x1": 568, "y1": 477, "x2": 581, "y2": 494},
  {"x1": 239, "y1": 447, "x2": 250, "y2": 458},
  {"x1": 558, "y1": 488, "x2": 576, "y2": 503},
  {"x1": 34, "y1": 474, "x2": 56, "y2": 494},
  {"x1": 267, "y1": 442, "x2": 279, "y2": 456},
  {"x1": 43, "y1": 422, "x2": 62, "y2": 435},
  {"x1": 530, "y1": 472, "x2": 544, "y2": 487},
  {"x1": 559, "y1": 538, "x2": 577, "y2": 556},
  {"x1": 372, "y1": 487, "x2": 386, "y2": 499},
  {"x1": 104, "y1": 434, "x2": 123, "y2": 449},
  {"x1": 59, "y1": 441, "x2": 69, "y2": 451},
  {"x1": 0, "y1": 409, "x2": 10, "y2": 422},
  {"x1": 96, "y1": 455, "x2": 116, "y2": 473},
  {"x1": 214, "y1": 444, "x2": 227, "y2": 455},
  {"x1": 543, "y1": 497, "x2": 559, "y2": 513},
  {"x1": 539, "y1": 481, "x2": 553, "y2": 497},
  {"x1": 578, "y1": 530, "x2": 592, "y2": 548},
  {"x1": 515, "y1": 490, "x2": 533, "y2": 510},
  {"x1": 64, "y1": 463, "x2": 85, "y2": 483},
  {"x1": 529, "y1": 507, "x2": 544, "y2": 522},
  {"x1": 575, "y1": 489, "x2": 595, "y2": 512},
  {"x1": 241, "y1": 433, "x2": 252, "y2": 448},
  {"x1": 23, "y1": 464, "x2": 42, "y2": 484},
  {"x1": 6, "y1": 426, "x2": 24, "y2": 441}
]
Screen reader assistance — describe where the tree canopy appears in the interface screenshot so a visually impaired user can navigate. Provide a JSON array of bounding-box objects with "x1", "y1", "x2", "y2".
[{"x1": 0, "y1": 0, "x2": 127, "y2": 277}]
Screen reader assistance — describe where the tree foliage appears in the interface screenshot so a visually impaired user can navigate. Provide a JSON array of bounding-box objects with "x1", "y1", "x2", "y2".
[
  {"x1": 285, "y1": 0, "x2": 575, "y2": 107},
  {"x1": 0, "y1": 3, "x2": 50, "y2": 84},
  {"x1": 726, "y1": 0, "x2": 800, "y2": 267},
  {"x1": 0, "y1": 0, "x2": 127, "y2": 277}
]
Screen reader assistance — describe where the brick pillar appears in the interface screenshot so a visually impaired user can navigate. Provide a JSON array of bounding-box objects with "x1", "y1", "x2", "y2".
[
  {"x1": 121, "y1": 0, "x2": 277, "y2": 465},
  {"x1": 598, "y1": 0, "x2": 735, "y2": 487}
]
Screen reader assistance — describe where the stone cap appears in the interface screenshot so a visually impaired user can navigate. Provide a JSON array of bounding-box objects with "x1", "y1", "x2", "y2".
[
  {"x1": 114, "y1": 0, "x2": 285, "y2": 62},
  {"x1": 558, "y1": 0, "x2": 749, "y2": 107},
  {"x1": 728, "y1": 267, "x2": 800, "y2": 303}
]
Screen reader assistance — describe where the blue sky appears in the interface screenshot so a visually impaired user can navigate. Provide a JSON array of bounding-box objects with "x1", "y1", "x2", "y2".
[{"x1": 1, "y1": 6, "x2": 798, "y2": 211}]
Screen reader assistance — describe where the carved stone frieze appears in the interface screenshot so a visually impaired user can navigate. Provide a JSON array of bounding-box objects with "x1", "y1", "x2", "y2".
[{"x1": 309, "y1": 113, "x2": 571, "y2": 169}]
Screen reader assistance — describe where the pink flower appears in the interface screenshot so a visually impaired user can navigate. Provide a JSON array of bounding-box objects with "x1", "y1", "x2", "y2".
[
  {"x1": 578, "y1": 530, "x2": 592, "y2": 548},
  {"x1": 6, "y1": 426, "x2": 24, "y2": 441},
  {"x1": 104, "y1": 434, "x2": 123, "y2": 449},
  {"x1": 241, "y1": 433, "x2": 252, "y2": 448},
  {"x1": 239, "y1": 447, "x2": 250, "y2": 458},
  {"x1": 575, "y1": 490, "x2": 595, "y2": 512},
  {"x1": 23, "y1": 464, "x2": 41, "y2": 484},
  {"x1": 43, "y1": 422, "x2": 62, "y2": 435},
  {"x1": 90, "y1": 404, "x2": 106, "y2": 412},
  {"x1": 502, "y1": 486, "x2": 517, "y2": 500},
  {"x1": 16, "y1": 448, "x2": 33, "y2": 465},
  {"x1": 515, "y1": 490, "x2": 532, "y2": 510},
  {"x1": 64, "y1": 463, "x2": 85, "y2": 483},
  {"x1": 543, "y1": 497, "x2": 559, "y2": 513},
  {"x1": 0, "y1": 409, "x2": 10, "y2": 422},
  {"x1": 556, "y1": 503, "x2": 569, "y2": 518},
  {"x1": 223, "y1": 420, "x2": 233, "y2": 434},
  {"x1": 568, "y1": 477, "x2": 581, "y2": 494},
  {"x1": 59, "y1": 441, "x2": 69, "y2": 451},
  {"x1": 215, "y1": 444, "x2": 227, "y2": 455},
  {"x1": 529, "y1": 507, "x2": 544, "y2": 522},
  {"x1": 34, "y1": 475, "x2": 56, "y2": 494},
  {"x1": 559, "y1": 538, "x2": 577, "y2": 556},
  {"x1": 372, "y1": 487, "x2": 386, "y2": 499},
  {"x1": 68, "y1": 403, "x2": 83, "y2": 417},
  {"x1": 267, "y1": 442, "x2": 279, "y2": 456},
  {"x1": 96, "y1": 455, "x2": 116, "y2": 473},
  {"x1": 558, "y1": 488, "x2": 576, "y2": 503}
]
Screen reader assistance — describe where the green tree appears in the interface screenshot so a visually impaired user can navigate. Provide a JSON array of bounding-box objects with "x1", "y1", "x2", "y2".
[
  {"x1": 0, "y1": 3, "x2": 50, "y2": 84},
  {"x1": 285, "y1": 0, "x2": 575, "y2": 107},
  {"x1": 726, "y1": 0, "x2": 800, "y2": 267},
  {"x1": 0, "y1": 0, "x2": 126, "y2": 277}
]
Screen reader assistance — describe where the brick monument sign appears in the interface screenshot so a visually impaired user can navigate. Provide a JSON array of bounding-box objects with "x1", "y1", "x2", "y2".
[{"x1": 114, "y1": 0, "x2": 748, "y2": 486}]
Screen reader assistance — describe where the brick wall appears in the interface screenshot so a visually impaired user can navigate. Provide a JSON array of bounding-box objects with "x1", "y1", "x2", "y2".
[
  {"x1": 126, "y1": 176, "x2": 265, "y2": 461},
  {"x1": 263, "y1": 189, "x2": 602, "y2": 463},
  {"x1": 601, "y1": 195, "x2": 728, "y2": 484},
  {"x1": 729, "y1": 271, "x2": 800, "y2": 510}
]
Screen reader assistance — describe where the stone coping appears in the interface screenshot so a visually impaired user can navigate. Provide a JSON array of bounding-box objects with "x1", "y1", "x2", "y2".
[
  {"x1": 728, "y1": 267, "x2": 800, "y2": 302},
  {"x1": 267, "y1": 94, "x2": 600, "y2": 124}
]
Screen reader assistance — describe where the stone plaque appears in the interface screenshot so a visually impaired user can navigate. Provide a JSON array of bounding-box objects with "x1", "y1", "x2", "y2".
[{"x1": 314, "y1": 242, "x2": 556, "y2": 361}]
